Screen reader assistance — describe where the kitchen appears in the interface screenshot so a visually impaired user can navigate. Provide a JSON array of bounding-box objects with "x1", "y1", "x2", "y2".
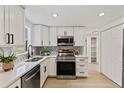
[{"x1": 0, "y1": 4, "x2": 124, "y2": 88}]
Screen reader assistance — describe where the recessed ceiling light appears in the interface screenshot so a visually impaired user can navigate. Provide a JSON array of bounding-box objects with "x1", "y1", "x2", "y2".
[
  {"x1": 52, "y1": 13, "x2": 58, "y2": 17},
  {"x1": 99, "y1": 13, "x2": 105, "y2": 17}
]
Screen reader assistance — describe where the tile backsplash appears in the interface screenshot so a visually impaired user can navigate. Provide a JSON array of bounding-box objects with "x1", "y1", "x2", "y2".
[{"x1": 33, "y1": 46, "x2": 84, "y2": 55}]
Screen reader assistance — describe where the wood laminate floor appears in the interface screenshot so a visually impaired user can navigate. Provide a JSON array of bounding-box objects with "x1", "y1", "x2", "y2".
[{"x1": 43, "y1": 63, "x2": 120, "y2": 88}]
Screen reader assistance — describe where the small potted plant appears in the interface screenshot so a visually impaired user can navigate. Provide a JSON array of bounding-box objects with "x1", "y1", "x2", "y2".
[{"x1": 0, "y1": 48, "x2": 16, "y2": 72}]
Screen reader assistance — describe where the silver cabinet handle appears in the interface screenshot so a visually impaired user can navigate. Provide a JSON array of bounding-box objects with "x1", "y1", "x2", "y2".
[
  {"x1": 64, "y1": 31, "x2": 67, "y2": 36},
  {"x1": 80, "y1": 72, "x2": 85, "y2": 74},
  {"x1": 49, "y1": 41, "x2": 51, "y2": 45},
  {"x1": 41, "y1": 41, "x2": 43, "y2": 45},
  {"x1": 80, "y1": 59, "x2": 85, "y2": 61},
  {"x1": 24, "y1": 69, "x2": 40, "y2": 82},
  {"x1": 44, "y1": 66, "x2": 46, "y2": 73},
  {"x1": 80, "y1": 65, "x2": 85, "y2": 67}
]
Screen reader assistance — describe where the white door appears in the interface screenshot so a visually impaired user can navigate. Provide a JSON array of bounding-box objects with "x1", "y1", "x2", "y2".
[
  {"x1": 49, "y1": 58, "x2": 56, "y2": 76},
  {"x1": 9, "y1": 6, "x2": 24, "y2": 46},
  {"x1": 110, "y1": 26, "x2": 123, "y2": 86},
  {"x1": 32, "y1": 25, "x2": 41, "y2": 46},
  {"x1": 101, "y1": 25, "x2": 123, "y2": 87},
  {"x1": 101, "y1": 30, "x2": 112, "y2": 79},
  {"x1": 49, "y1": 27, "x2": 57, "y2": 46},
  {"x1": 0, "y1": 6, "x2": 5, "y2": 46},
  {"x1": 41, "y1": 25, "x2": 49, "y2": 46},
  {"x1": 74, "y1": 27, "x2": 86, "y2": 46}
]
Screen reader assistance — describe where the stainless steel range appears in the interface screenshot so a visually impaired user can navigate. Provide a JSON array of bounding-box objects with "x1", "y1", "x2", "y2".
[{"x1": 56, "y1": 49, "x2": 76, "y2": 79}]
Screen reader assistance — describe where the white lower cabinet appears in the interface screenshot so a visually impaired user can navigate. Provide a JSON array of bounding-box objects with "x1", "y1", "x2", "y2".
[
  {"x1": 40, "y1": 58, "x2": 49, "y2": 88},
  {"x1": 76, "y1": 57, "x2": 88, "y2": 77},
  {"x1": 48, "y1": 57, "x2": 56, "y2": 76},
  {"x1": 8, "y1": 79, "x2": 21, "y2": 88}
]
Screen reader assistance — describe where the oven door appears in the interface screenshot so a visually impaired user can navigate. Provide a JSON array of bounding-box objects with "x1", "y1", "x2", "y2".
[
  {"x1": 21, "y1": 65, "x2": 40, "y2": 88},
  {"x1": 57, "y1": 61, "x2": 76, "y2": 79}
]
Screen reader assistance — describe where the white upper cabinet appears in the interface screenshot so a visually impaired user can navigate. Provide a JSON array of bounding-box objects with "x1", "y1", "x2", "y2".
[
  {"x1": 1, "y1": 6, "x2": 24, "y2": 46},
  {"x1": 32, "y1": 25, "x2": 41, "y2": 46},
  {"x1": 41, "y1": 25, "x2": 49, "y2": 46},
  {"x1": 74, "y1": 27, "x2": 86, "y2": 46},
  {"x1": 57, "y1": 27, "x2": 74, "y2": 36},
  {"x1": 49, "y1": 27, "x2": 57, "y2": 46},
  {"x1": 9, "y1": 6, "x2": 24, "y2": 46},
  {"x1": 0, "y1": 6, "x2": 5, "y2": 46},
  {"x1": 32, "y1": 25, "x2": 49, "y2": 46}
]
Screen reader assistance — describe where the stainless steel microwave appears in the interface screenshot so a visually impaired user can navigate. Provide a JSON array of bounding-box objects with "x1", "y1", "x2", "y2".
[{"x1": 57, "y1": 36, "x2": 74, "y2": 46}]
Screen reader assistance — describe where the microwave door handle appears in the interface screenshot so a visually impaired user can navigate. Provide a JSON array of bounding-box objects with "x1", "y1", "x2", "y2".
[{"x1": 24, "y1": 69, "x2": 40, "y2": 82}]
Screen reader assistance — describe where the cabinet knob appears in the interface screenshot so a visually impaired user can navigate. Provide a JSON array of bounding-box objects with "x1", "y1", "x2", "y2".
[{"x1": 15, "y1": 86, "x2": 19, "y2": 88}]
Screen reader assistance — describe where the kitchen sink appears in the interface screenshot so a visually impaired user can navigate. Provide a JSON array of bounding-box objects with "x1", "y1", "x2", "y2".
[{"x1": 25, "y1": 57, "x2": 44, "y2": 62}]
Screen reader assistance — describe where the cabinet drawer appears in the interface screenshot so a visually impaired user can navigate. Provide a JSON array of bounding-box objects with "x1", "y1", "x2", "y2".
[
  {"x1": 8, "y1": 79, "x2": 21, "y2": 88},
  {"x1": 76, "y1": 58, "x2": 88, "y2": 62},
  {"x1": 76, "y1": 62, "x2": 88, "y2": 69},
  {"x1": 76, "y1": 69, "x2": 88, "y2": 77}
]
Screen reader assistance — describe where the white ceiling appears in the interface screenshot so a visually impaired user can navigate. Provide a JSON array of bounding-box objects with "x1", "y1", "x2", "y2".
[{"x1": 25, "y1": 5, "x2": 124, "y2": 29}]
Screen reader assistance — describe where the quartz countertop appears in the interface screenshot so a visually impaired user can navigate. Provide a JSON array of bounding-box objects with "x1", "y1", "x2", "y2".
[
  {"x1": 0, "y1": 55, "x2": 88, "y2": 88},
  {"x1": 0, "y1": 56, "x2": 47, "y2": 88}
]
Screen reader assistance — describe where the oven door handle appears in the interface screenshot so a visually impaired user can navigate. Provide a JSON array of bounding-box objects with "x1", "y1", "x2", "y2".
[
  {"x1": 57, "y1": 60, "x2": 75, "y2": 62},
  {"x1": 24, "y1": 69, "x2": 40, "y2": 82}
]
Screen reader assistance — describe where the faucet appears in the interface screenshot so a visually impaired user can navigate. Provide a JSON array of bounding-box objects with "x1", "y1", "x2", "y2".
[{"x1": 27, "y1": 45, "x2": 33, "y2": 59}]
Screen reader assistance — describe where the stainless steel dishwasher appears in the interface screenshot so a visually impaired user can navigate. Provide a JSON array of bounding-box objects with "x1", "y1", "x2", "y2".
[{"x1": 21, "y1": 65, "x2": 40, "y2": 88}]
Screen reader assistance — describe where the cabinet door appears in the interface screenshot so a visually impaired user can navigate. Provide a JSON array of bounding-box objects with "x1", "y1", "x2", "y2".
[
  {"x1": 32, "y1": 25, "x2": 41, "y2": 46},
  {"x1": 74, "y1": 27, "x2": 86, "y2": 46},
  {"x1": 49, "y1": 58, "x2": 56, "y2": 76},
  {"x1": 44, "y1": 59, "x2": 49, "y2": 80},
  {"x1": 57, "y1": 27, "x2": 73, "y2": 36},
  {"x1": 64, "y1": 27, "x2": 73, "y2": 36},
  {"x1": 40, "y1": 64, "x2": 45, "y2": 87},
  {"x1": 9, "y1": 6, "x2": 24, "y2": 46},
  {"x1": 57, "y1": 27, "x2": 64, "y2": 36},
  {"x1": 8, "y1": 79, "x2": 21, "y2": 88},
  {"x1": 4, "y1": 6, "x2": 10, "y2": 45},
  {"x1": 41, "y1": 25, "x2": 49, "y2": 46},
  {"x1": 49, "y1": 27, "x2": 57, "y2": 46},
  {"x1": 0, "y1": 6, "x2": 5, "y2": 46}
]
